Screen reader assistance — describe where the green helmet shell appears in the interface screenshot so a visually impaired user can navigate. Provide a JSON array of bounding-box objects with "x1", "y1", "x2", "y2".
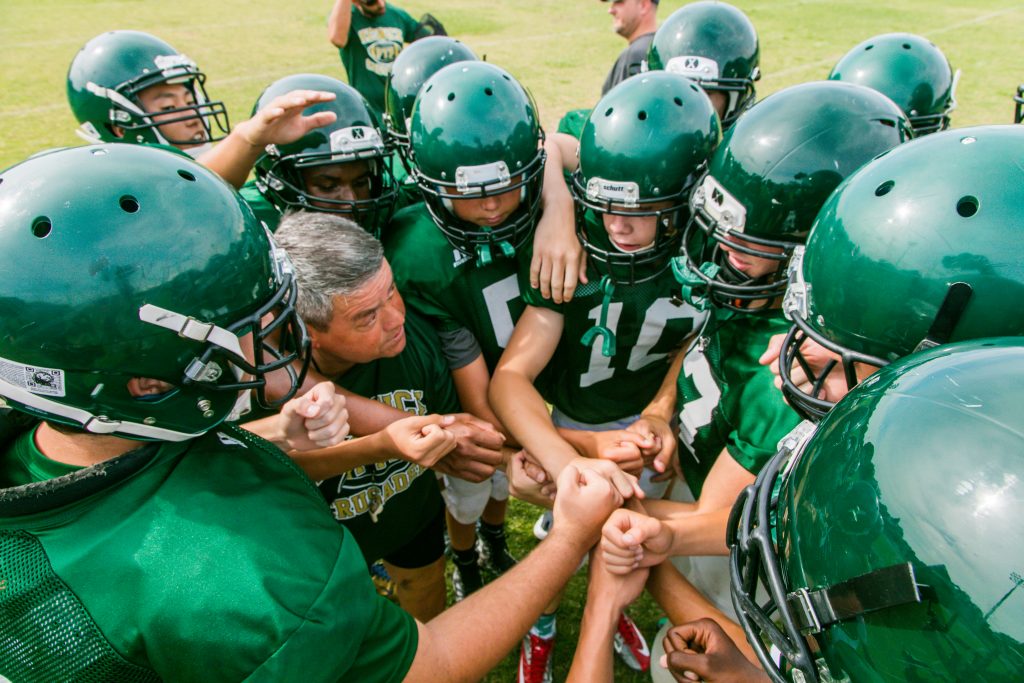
[
  {"x1": 646, "y1": 1, "x2": 760, "y2": 128},
  {"x1": 0, "y1": 144, "x2": 309, "y2": 441},
  {"x1": 778, "y1": 125, "x2": 1024, "y2": 420},
  {"x1": 573, "y1": 72, "x2": 720, "y2": 285},
  {"x1": 830, "y1": 33, "x2": 956, "y2": 136},
  {"x1": 409, "y1": 62, "x2": 545, "y2": 263},
  {"x1": 731, "y1": 338, "x2": 1024, "y2": 683},
  {"x1": 676, "y1": 81, "x2": 910, "y2": 311},
  {"x1": 252, "y1": 74, "x2": 397, "y2": 236},
  {"x1": 66, "y1": 30, "x2": 229, "y2": 149},
  {"x1": 384, "y1": 36, "x2": 477, "y2": 161}
]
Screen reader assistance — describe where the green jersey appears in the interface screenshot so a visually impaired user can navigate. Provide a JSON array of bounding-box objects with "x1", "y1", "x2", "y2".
[
  {"x1": 385, "y1": 204, "x2": 529, "y2": 372},
  {"x1": 324, "y1": 311, "x2": 457, "y2": 562},
  {"x1": 340, "y1": 4, "x2": 418, "y2": 115},
  {"x1": 240, "y1": 178, "x2": 283, "y2": 233},
  {"x1": 0, "y1": 419, "x2": 417, "y2": 682},
  {"x1": 675, "y1": 308, "x2": 802, "y2": 498},
  {"x1": 521, "y1": 251, "x2": 705, "y2": 424}
]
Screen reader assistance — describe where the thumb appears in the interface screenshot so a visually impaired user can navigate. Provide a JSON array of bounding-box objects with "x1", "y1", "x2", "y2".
[{"x1": 759, "y1": 333, "x2": 785, "y2": 366}]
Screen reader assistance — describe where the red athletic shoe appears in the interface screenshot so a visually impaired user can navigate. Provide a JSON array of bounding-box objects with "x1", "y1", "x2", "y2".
[
  {"x1": 613, "y1": 612, "x2": 651, "y2": 672},
  {"x1": 518, "y1": 631, "x2": 554, "y2": 683}
]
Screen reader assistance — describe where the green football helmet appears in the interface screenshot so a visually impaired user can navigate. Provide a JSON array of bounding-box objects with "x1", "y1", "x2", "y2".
[
  {"x1": 829, "y1": 33, "x2": 957, "y2": 136},
  {"x1": 646, "y1": 1, "x2": 760, "y2": 128},
  {"x1": 66, "y1": 30, "x2": 229, "y2": 152},
  {"x1": 778, "y1": 125, "x2": 1024, "y2": 421},
  {"x1": 383, "y1": 36, "x2": 477, "y2": 168},
  {"x1": 730, "y1": 338, "x2": 1024, "y2": 683},
  {"x1": 675, "y1": 81, "x2": 910, "y2": 312},
  {"x1": 572, "y1": 72, "x2": 720, "y2": 286},
  {"x1": 252, "y1": 74, "x2": 397, "y2": 236},
  {"x1": 0, "y1": 144, "x2": 309, "y2": 441},
  {"x1": 409, "y1": 62, "x2": 545, "y2": 264},
  {"x1": 1015, "y1": 84, "x2": 1024, "y2": 124}
]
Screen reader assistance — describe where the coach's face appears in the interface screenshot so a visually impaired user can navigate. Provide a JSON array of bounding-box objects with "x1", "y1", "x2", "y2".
[{"x1": 310, "y1": 259, "x2": 407, "y2": 367}]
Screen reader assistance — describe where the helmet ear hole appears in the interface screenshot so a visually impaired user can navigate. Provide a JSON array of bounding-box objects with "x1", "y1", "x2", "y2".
[
  {"x1": 178, "y1": 170, "x2": 197, "y2": 182},
  {"x1": 31, "y1": 217, "x2": 52, "y2": 239},
  {"x1": 874, "y1": 180, "x2": 895, "y2": 197},
  {"x1": 956, "y1": 196, "x2": 978, "y2": 218},
  {"x1": 119, "y1": 196, "x2": 140, "y2": 213}
]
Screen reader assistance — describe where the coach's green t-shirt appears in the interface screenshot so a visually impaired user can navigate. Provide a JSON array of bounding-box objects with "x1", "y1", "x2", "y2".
[
  {"x1": 340, "y1": 5, "x2": 418, "y2": 114},
  {"x1": 675, "y1": 307, "x2": 802, "y2": 498},
  {"x1": 0, "y1": 422, "x2": 417, "y2": 682},
  {"x1": 325, "y1": 311, "x2": 456, "y2": 562},
  {"x1": 385, "y1": 204, "x2": 530, "y2": 373}
]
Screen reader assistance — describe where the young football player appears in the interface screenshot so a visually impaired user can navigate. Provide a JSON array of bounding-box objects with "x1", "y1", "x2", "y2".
[
  {"x1": 645, "y1": 1, "x2": 760, "y2": 128},
  {"x1": 829, "y1": 32, "x2": 957, "y2": 136},
  {"x1": 388, "y1": 58, "x2": 642, "y2": 615},
  {"x1": 490, "y1": 71, "x2": 720, "y2": 679},
  {"x1": 243, "y1": 73, "x2": 400, "y2": 234},
  {"x1": 598, "y1": 81, "x2": 910, "y2": 613},
  {"x1": 761, "y1": 124, "x2": 1024, "y2": 421}
]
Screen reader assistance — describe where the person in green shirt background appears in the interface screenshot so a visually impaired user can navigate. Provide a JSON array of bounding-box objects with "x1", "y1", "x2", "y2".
[{"x1": 329, "y1": 0, "x2": 419, "y2": 116}]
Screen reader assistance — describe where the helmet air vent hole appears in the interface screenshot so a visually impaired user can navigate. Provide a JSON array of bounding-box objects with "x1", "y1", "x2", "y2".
[
  {"x1": 31, "y1": 217, "x2": 52, "y2": 239},
  {"x1": 119, "y1": 195, "x2": 140, "y2": 213},
  {"x1": 875, "y1": 180, "x2": 895, "y2": 197},
  {"x1": 90, "y1": 148, "x2": 108, "y2": 156},
  {"x1": 902, "y1": 43, "x2": 912, "y2": 50},
  {"x1": 425, "y1": 84, "x2": 433, "y2": 93},
  {"x1": 673, "y1": 97, "x2": 683, "y2": 106},
  {"x1": 605, "y1": 107, "x2": 614, "y2": 117},
  {"x1": 638, "y1": 111, "x2": 648, "y2": 121},
  {"x1": 690, "y1": 84, "x2": 699, "y2": 92},
  {"x1": 447, "y1": 93, "x2": 456, "y2": 102},
  {"x1": 956, "y1": 196, "x2": 979, "y2": 218},
  {"x1": 484, "y1": 87, "x2": 493, "y2": 96},
  {"x1": 177, "y1": 170, "x2": 196, "y2": 182},
  {"x1": 502, "y1": 74, "x2": 511, "y2": 81},
  {"x1": 865, "y1": 44, "x2": 874, "y2": 51}
]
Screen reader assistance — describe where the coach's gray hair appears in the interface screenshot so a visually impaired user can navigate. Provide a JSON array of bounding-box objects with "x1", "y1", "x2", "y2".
[{"x1": 274, "y1": 211, "x2": 385, "y2": 330}]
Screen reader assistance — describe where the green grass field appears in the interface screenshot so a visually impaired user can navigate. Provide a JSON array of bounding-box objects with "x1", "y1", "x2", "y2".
[
  {"x1": 2, "y1": 1, "x2": 1022, "y2": 680},
  {"x1": 2, "y1": 0, "x2": 1023, "y2": 168}
]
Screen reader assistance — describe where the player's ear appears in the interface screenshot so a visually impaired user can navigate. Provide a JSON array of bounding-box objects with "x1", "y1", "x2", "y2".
[{"x1": 110, "y1": 124, "x2": 126, "y2": 139}]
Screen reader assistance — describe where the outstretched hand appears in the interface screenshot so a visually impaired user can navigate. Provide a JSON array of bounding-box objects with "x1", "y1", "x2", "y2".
[{"x1": 236, "y1": 89, "x2": 338, "y2": 149}]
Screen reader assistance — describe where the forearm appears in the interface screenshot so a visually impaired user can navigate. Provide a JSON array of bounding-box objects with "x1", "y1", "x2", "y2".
[
  {"x1": 327, "y1": 0, "x2": 352, "y2": 47},
  {"x1": 663, "y1": 507, "x2": 731, "y2": 556},
  {"x1": 647, "y1": 563, "x2": 756, "y2": 664},
  {"x1": 489, "y1": 369, "x2": 578, "y2": 475},
  {"x1": 644, "y1": 344, "x2": 685, "y2": 422},
  {"x1": 194, "y1": 126, "x2": 262, "y2": 189},
  {"x1": 288, "y1": 431, "x2": 391, "y2": 480},
  {"x1": 341, "y1": 389, "x2": 410, "y2": 435},
  {"x1": 408, "y1": 531, "x2": 589, "y2": 682},
  {"x1": 567, "y1": 598, "x2": 619, "y2": 683}
]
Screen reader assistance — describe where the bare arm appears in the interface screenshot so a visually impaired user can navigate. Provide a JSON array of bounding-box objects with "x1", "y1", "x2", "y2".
[
  {"x1": 197, "y1": 90, "x2": 336, "y2": 189},
  {"x1": 404, "y1": 465, "x2": 624, "y2": 683},
  {"x1": 327, "y1": 0, "x2": 353, "y2": 48},
  {"x1": 531, "y1": 133, "x2": 586, "y2": 304},
  {"x1": 567, "y1": 551, "x2": 650, "y2": 683},
  {"x1": 451, "y1": 354, "x2": 513, "y2": 442},
  {"x1": 489, "y1": 305, "x2": 576, "y2": 474},
  {"x1": 646, "y1": 562, "x2": 757, "y2": 665}
]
